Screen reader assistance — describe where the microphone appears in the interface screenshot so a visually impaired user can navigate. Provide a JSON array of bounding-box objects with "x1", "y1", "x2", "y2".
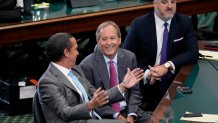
[
  {"x1": 199, "y1": 52, "x2": 218, "y2": 72},
  {"x1": 198, "y1": 53, "x2": 203, "y2": 57}
]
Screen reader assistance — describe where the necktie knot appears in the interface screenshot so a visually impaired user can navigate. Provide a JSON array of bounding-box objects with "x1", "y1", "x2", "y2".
[
  {"x1": 109, "y1": 60, "x2": 113, "y2": 65},
  {"x1": 164, "y1": 22, "x2": 168, "y2": 28}
]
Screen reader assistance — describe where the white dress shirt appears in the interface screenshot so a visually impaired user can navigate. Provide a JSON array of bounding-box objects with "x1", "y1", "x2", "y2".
[{"x1": 143, "y1": 13, "x2": 175, "y2": 84}]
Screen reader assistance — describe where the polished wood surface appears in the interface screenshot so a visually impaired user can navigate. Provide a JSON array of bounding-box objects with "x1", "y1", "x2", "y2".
[
  {"x1": 149, "y1": 64, "x2": 194, "y2": 123},
  {"x1": 149, "y1": 41, "x2": 218, "y2": 122},
  {"x1": 0, "y1": 0, "x2": 218, "y2": 45}
]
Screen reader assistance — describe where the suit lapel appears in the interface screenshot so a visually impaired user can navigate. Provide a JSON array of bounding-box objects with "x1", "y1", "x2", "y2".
[
  {"x1": 168, "y1": 15, "x2": 178, "y2": 59},
  {"x1": 95, "y1": 51, "x2": 110, "y2": 89},
  {"x1": 117, "y1": 49, "x2": 126, "y2": 84},
  {"x1": 49, "y1": 63, "x2": 79, "y2": 94},
  {"x1": 71, "y1": 69, "x2": 92, "y2": 100},
  {"x1": 149, "y1": 12, "x2": 158, "y2": 64}
]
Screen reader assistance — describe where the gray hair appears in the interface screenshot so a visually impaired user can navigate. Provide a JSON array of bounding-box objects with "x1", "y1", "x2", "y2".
[{"x1": 95, "y1": 21, "x2": 121, "y2": 41}]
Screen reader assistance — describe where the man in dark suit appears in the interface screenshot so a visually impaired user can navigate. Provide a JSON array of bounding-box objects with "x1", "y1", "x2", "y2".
[
  {"x1": 38, "y1": 32, "x2": 144, "y2": 123},
  {"x1": 80, "y1": 21, "x2": 147, "y2": 123},
  {"x1": 123, "y1": 0, "x2": 199, "y2": 111}
]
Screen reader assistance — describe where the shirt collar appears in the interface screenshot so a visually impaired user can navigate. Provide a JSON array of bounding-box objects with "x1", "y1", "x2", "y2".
[
  {"x1": 51, "y1": 62, "x2": 71, "y2": 76},
  {"x1": 103, "y1": 53, "x2": 118, "y2": 65},
  {"x1": 154, "y1": 13, "x2": 172, "y2": 29}
]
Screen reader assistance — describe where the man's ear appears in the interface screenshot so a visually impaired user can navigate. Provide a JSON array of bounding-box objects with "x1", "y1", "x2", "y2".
[{"x1": 64, "y1": 49, "x2": 69, "y2": 57}]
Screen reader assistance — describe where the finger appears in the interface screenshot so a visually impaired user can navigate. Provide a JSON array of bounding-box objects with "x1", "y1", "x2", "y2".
[
  {"x1": 132, "y1": 68, "x2": 144, "y2": 75},
  {"x1": 131, "y1": 68, "x2": 141, "y2": 74},
  {"x1": 96, "y1": 90, "x2": 108, "y2": 101},
  {"x1": 135, "y1": 72, "x2": 144, "y2": 80},
  {"x1": 127, "y1": 68, "x2": 131, "y2": 73},
  {"x1": 148, "y1": 65, "x2": 153, "y2": 69},
  {"x1": 154, "y1": 77, "x2": 161, "y2": 81},
  {"x1": 94, "y1": 87, "x2": 102, "y2": 95},
  {"x1": 149, "y1": 77, "x2": 156, "y2": 85}
]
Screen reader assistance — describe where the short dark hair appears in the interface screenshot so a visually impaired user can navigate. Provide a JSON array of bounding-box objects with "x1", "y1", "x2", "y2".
[{"x1": 46, "y1": 32, "x2": 74, "y2": 62}]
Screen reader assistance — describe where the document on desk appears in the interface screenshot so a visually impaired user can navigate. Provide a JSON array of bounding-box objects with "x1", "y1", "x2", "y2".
[
  {"x1": 181, "y1": 112, "x2": 218, "y2": 122},
  {"x1": 199, "y1": 50, "x2": 218, "y2": 61}
]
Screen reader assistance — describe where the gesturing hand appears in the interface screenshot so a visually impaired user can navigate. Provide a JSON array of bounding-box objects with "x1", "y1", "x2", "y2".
[
  {"x1": 88, "y1": 88, "x2": 109, "y2": 110},
  {"x1": 122, "y1": 68, "x2": 144, "y2": 89}
]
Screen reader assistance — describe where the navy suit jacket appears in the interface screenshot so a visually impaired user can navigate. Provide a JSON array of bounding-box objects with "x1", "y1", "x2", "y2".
[
  {"x1": 123, "y1": 12, "x2": 198, "y2": 93},
  {"x1": 123, "y1": 12, "x2": 198, "y2": 72},
  {"x1": 79, "y1": 48, "x2": 142, "y2": 116}
]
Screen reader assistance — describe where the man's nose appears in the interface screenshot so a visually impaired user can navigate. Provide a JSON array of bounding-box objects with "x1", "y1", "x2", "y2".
[{"x1": 167, "y1": 1, "x2": 172, "y2": 8}]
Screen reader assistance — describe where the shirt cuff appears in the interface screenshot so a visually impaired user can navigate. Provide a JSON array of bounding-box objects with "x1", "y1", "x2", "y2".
[
  {"x1": 113, "y1": 112, "x2": 120, "y2": 119},
  {"x1": 168, "y1": 61, "x2": 175, "y2": 74},
  {"x1": 143, "y1": 69, "x2": 150, "y2": 85},
  {"x1": 128, "y1": 113, "x2": 138, "y2": 121},
  {"x1": 117, "y1": 85, "x2": 125, "y2": 96}
]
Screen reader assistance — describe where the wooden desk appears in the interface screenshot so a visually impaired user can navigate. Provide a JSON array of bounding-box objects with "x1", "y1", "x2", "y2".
[
  {"x1": 0, "y1": 0, "x2": 218, "y2": 45},
  {"x1": 149, "y1": 41, "x2": 218, "y2": 122}
]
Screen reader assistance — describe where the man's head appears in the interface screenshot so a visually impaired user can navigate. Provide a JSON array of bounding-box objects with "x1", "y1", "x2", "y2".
[
  {"x1": 153, "y1": 0, "x2": 176, "y2": 21},
  {"x1": 96, "y1": 21, "x2": 121, "y2": 59},
  {"x1": 46, "y1": 32, "x2": 79, "y2": 68}
]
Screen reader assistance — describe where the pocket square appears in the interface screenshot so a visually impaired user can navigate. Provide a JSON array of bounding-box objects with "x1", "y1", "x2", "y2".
[{"x1": 174, "y1": 37, "x2": 184, "y2": 42}]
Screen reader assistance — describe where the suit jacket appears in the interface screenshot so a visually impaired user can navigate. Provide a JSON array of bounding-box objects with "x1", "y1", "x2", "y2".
[
  {"x1": 123, "y1": 12, "x2": 199, "y2": 99},
  {"x1": 79, "y1": 48, "x2": 142, "y2": 116},
  {"x1": 38, "y1": 63, "x2": 125, "y2": 123}
]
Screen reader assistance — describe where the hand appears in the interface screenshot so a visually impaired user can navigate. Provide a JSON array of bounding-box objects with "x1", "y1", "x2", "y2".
[
  {"x1": 122, "y1": 68, "x2": 144, "y2": 89},
  {"x1": 127, "y1": 116, "x2": 135, "y2": 123},
  {"x1": 117, "y1": 114, "x2": 128, "y2": 123},
  {"x1": 147, "y1": 70, "x2": 161, "y2": 85},
  {"x1": 149, "y1": 65, "x2": 168, "y2": 78},
  {"x1": 88, "y1": 87, "x2": 109, "y2": 110}
]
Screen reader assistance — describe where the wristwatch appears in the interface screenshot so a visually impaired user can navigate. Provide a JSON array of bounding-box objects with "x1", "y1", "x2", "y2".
[{"x1": 164, "y1": 62, "x2": 171, "y2": 69}]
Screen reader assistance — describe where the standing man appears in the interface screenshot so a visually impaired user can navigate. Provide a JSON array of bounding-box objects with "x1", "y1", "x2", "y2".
[
  {"x1": 123, "y1": 0, "x2": 199, "y2": 111},
  {"x1": 80, "y1": 21, "x2": 147, "y2": 123},
  {"x1": 38, "y1": 32, "x2": 144, "y2": 123}
]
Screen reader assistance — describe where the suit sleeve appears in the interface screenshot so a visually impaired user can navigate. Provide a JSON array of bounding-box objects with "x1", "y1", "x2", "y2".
[
  {"x1": 38, "y1": 76, "x2": 92, "y2": 122},
  {"x1": 171, "y1": 17, "x2": 199, "y2": 70},
  {"x1": 123, "y1": 20, "x2": 148, "y2": 70},
  {"x1": 77, "y1": 66, "x2": 124, "y2": 118},
  {"x1": 127, "y1": 54, "x2": 142, "y2": 114}
]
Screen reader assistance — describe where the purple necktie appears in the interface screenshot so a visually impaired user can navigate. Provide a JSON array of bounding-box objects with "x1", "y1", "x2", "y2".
[
  {"x1": 160, "y1": 22, "x2": 169, "y2": 64},
  {"x1": 109, "y1": 60, "x2": 120, "y2": 112}
]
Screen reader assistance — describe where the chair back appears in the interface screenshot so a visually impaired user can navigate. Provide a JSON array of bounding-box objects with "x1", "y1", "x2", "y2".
[{"x1": 32, "y1": 91, "x2": 46, "y2": 123}]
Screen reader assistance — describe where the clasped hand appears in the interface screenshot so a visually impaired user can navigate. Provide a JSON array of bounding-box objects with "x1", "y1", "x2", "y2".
[{"x1": 147, "y1": 65, "x2": 168, "y2": 85}]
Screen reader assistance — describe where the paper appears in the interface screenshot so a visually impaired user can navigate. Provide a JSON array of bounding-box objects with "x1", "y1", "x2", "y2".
[
  {"x1": 199, "y1": 50, "x2": 218, "y2": 61},
  {"x1": 181, "y1": 112, "x2": 218, "y2": 122},
  {"x1": 19, "y1": 85, "x2": 36, "y2": 99}
]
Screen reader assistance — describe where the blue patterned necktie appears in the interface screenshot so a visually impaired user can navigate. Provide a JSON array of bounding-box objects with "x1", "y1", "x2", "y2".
[
  {"x1": 68, "y1": 71, "x2": 102, "y2": 119},
  {"x1": 160, "y1": 22, "x2": 169, "y2": 64}
]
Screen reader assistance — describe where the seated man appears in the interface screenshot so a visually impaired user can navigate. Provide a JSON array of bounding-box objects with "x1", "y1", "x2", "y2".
[
  {"x1": 38, "y1": 32, "x2": 144, "y2": 123},
  {"x1": 80, "y1": 21, "x2": 147, "y2": 123}
]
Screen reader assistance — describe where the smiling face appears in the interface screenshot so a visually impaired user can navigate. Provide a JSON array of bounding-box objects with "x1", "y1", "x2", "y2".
[
  {"x1": 154, "y1": 0, "x2": 176, "y2": 21},
  {"x1": 97, "y1": 24, "x2": 121, "y2": 59}
]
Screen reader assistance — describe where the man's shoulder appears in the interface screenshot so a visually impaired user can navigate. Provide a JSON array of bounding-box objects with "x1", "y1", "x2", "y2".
[
  {"x1": 80, "y1": 52, "x2": 95, "y2": 64},
  {"x1": 133, "y1": 12, "x2": 154, "y2": 23},
  {"x1": 118, "y1": 48, "x2": 136, "y2": 59},
  {"x1": 174, "y1": 13, "x2": 191, "y2": 23}
]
